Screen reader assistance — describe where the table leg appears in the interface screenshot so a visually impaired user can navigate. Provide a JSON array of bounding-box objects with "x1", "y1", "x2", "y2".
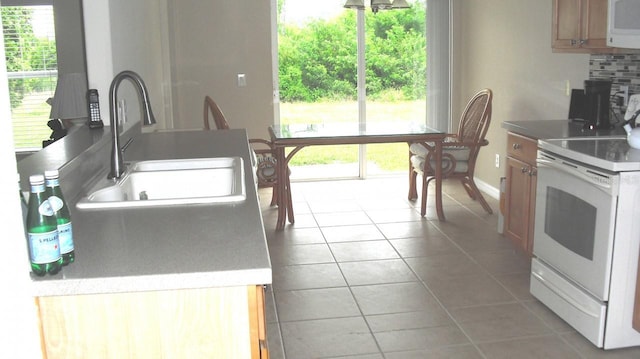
[
  {"x1": 275, "y1": 147, "x2": 287, "y2": 230},
  {"x1": 434, "y1": 140, "x2": 445, "y2": 221}
]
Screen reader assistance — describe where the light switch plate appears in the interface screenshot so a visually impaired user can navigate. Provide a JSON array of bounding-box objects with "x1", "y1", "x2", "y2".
[{"x1": 237, "y1": 73, "x2": 246, "y2": 87}]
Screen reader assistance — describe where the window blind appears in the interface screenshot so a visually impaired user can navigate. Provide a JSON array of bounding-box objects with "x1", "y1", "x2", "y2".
[{"x1": 2, "y1": 5, "x2": 57, "y2": 151}]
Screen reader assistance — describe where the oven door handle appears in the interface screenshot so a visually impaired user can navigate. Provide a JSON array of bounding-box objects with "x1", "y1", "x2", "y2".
[
  {"x1": 537, "y1": 158, "x2": 612, "y2": 193},
  {"x1": 531, "y1": 271, "x2": 599, "y2": 318}
]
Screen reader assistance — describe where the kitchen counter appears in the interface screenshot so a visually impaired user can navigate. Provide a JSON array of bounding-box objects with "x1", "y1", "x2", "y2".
[
  {"x1": 503, "y1": 119, "x2": 640, "y2": 172},
  {"x1": 27, "y1": 128, "x2": 271, "y2": 297},
  {"x1": 502, "y1": 119, "x2": 625, "y2": 140}
]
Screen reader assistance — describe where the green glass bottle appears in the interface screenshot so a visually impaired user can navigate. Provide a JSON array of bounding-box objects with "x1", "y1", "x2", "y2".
[
  {"x1": 26, "y1": 174, "x2": 62, "y2": 276},
  {"x1": 45, "y1": 170, "x2": 74, "y2": 265}
]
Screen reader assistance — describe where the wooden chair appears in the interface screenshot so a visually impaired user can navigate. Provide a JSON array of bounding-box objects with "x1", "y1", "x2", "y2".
[
  {"x1": 408, "y1": 88, "x2": 493, "y2": 216},
  {"x1": 204, "y1": 95, "x2": 289, "y2": 207}
]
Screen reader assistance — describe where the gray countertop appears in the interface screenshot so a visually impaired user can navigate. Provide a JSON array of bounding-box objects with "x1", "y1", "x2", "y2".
[
  {"x1": 28, "y1": 128, "x2": 271, "y2": 297},
  {"x1": 502, "y1": 120, "x2": 640, "y2": 172}
]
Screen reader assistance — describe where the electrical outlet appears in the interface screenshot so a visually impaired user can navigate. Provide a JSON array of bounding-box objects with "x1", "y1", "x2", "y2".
[
  {"x1": 495, "y1": 154, "x2": 500, "y2": 168},
  {"x1": 621, "y1": 85, "x2": 629, "y2": 106}
]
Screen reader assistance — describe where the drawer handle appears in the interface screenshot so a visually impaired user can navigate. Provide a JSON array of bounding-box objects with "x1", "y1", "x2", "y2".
[
  {"x1": 512, "y1": 143, "x2": 521, "y2": 150},
  {"x1": 521, "y1": 166, "x2": 529, "y2": 173}
]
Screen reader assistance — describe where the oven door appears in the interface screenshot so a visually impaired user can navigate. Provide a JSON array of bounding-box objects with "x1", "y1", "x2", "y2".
[{"x1": 533, "y1": 151, "x2": 619, "y2": 300}]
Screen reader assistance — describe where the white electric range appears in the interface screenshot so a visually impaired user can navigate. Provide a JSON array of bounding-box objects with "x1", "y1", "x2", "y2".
[{"x1": 533, "y1": 135, "x2": 640, "y2": 349}]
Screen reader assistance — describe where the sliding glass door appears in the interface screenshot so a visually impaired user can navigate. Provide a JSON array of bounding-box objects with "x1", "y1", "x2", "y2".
[{"x1": 277, "y1": 0, "x2": 427, "y2": 179}]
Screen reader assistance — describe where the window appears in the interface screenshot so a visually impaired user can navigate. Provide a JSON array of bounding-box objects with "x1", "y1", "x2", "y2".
[
  {"x1": 275, "y1": 0, "x2": 449, "y2": 179},
  {"x1": 2, "y1": 5, "x2": 57, "y2": 151}
]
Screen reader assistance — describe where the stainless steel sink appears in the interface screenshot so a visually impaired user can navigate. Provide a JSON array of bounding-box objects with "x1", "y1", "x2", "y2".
[{"x1": 76, "y1": 157, "x2": 246, "y2": 209}]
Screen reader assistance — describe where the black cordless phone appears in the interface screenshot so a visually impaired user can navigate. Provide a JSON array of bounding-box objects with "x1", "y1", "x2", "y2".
[{"x1": 87, "y1": 89, "x2": 104, "y2": 129}]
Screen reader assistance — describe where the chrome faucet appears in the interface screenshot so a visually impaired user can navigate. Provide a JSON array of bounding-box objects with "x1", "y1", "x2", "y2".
[{"x1": 108, "y1": 70, "x2": 156, "y2": 179}]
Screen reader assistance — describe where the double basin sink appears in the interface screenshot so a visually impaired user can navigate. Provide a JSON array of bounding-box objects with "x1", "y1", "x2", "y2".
[{"x1": 76, "y1": 157, "x2": 246, "y2": 210}]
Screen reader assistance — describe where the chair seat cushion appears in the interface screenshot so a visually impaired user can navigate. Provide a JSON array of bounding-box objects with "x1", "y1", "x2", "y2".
[
  {"x1": 410, "y1": 142, "x2": 470, "y2": 174},
  {"x1": 409, "y1": 142, "x2": 470, "y2": 160}
]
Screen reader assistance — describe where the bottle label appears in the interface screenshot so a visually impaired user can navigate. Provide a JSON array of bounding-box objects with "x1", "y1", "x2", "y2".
[
  {"x1": 58, "y1": 221, "x2": 74, "y2": 254},
  {"x1": 48, "y1": 196, "x2": 63, "y2": 212},
  {"x1": 38, "y1": 200, "x2": 55, "y2": 216},
  {"x1": 28, "y1": 230, "x2": 60, "y2": 264}
]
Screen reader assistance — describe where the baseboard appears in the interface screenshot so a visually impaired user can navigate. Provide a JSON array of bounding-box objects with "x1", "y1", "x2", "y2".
[{"x1": 475, "y1": 177, "x2": 500, "y2": 200}]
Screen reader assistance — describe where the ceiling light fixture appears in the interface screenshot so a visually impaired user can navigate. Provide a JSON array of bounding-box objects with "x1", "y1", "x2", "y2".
[{"x1": 344, "y1": 0, "x2": 411, "y2": 13}]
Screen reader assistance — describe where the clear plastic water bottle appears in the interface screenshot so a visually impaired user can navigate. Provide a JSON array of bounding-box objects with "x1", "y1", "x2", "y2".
[
  {"x1": 26, "y1": 174, "x2": 62, "y2": 276},
  {"x1": 45, "y1": 170, "x2": 74, "y2": 266}
]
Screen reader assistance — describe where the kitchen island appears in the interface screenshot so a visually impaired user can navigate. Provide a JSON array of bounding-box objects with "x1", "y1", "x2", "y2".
[{"x1": 20, "y1": 126, "x2": 271, "y2": 358}]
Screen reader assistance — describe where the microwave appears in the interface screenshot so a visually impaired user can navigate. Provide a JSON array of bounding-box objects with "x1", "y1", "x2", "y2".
[{"x1": 608, "y1": 0, "x2": 640, "y2": 49}]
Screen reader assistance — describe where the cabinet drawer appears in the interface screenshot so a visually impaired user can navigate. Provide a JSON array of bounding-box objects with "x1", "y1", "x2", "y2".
[{"x1": 507, "y1": 133, "x2": 537, "y2": 164}]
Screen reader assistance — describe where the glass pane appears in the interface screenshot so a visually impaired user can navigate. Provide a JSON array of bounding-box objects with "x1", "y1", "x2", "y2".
[
  {"x1": 365, "y1": 1, "x2": 426, "y2": 175},
  {"x1": 544, "y1": 187, "x2": 596, "y2": 260},
  {"x1": 278, "y1": 0, "x2": 359, "y2": 179},
  {"x1": 2, "y1": 6, "x2": 57, "y2": 150}
]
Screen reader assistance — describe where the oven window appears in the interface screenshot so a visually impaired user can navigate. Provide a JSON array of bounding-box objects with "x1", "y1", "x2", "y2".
[{"x1": 544, "y1": 187, "x2": 596, "y2": 260}]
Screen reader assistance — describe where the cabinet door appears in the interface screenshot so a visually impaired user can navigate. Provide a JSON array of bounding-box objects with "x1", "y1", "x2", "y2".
[
  {"x1": 553, "y1": 0, "x2": 582, "y2": 49},
  {"x1": 552, "y1": 0, "x2": 610, "y2": 52},
  {"x1": 37, "y1": 287, "x2": 255, "y2": 359},
  {"x1": 581, "y1": 0, "x2": 608, "y2": 49},
  {"x1": 248, "y1": 285, "x2": 269, "y2": 359},
  {"x1": 505, "y1": 156, "x2": 533, "y2": 253}
]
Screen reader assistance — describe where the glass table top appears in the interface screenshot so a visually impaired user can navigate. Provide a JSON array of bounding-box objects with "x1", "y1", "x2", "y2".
[{"x1": 270, "y1": 121, "x2": 442, "y2": 140}]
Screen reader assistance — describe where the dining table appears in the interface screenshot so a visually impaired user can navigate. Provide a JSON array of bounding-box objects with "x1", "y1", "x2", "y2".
[{"x1": 268, "y1": 122, "x2": 447, "y2": 231}]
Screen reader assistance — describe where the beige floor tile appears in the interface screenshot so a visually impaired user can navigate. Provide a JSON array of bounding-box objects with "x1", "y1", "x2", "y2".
[
  {"x1": 365, "y1": 309, "x2": 454, "y2": 332},
  {"x1": 268, "y1": 243, "x2": 335, "y2": 266},
  {"x1": 405, "y1": 253, "x2": 484, "y2": 282},
  {"x1": 376, "y1": 220, "x2": 444, "y2": 239},
  {"x1": 275, "y1": 287, "x2": 360, "y2": 322},
  {"x1": 329, "y1": 240, "x2": 399, "y2": 262},
  {"x1": 271, "y1": 263, "x2": 347, "y2": 292},
  {"x1": 425, "y1": 273, "x2": 517, "y2": 309},
  {"x1": 449, "y1": 302, "x2": 554, "y2": 342},
  {"x1": 389, "y1": 235, "x2": 462, "y2": 258},
  {"x1": 314, "y1": 211, "x2": 372, "y2": 227},
  {"x1": 561, "y1": 332, "x2": 640, "y2": 358},
  {"x1": 374, "y1": 325, "x2": 470, "y2": 352},
  {"x1": 477, "y1": 335, "x2": 582, "y2": 359},
  {"x1": 384, "y1": 345, "x2": 484, "y2": 359},
  {"x1": 339, "y1": 259, "x2": 419, "y2": 286},
  {"x1": 494, "y1": 272, "x2": 536, "y2": 301},
  {"x1": 267, "y1": 227, "x2": 326, "y2": 245},
  {"x1": 351, "y1": 282, "x2": 441, "y2": 316},
  {"x1": 321, "y1": 224, "x2": 385, "y2": 243},
  {"x1": 280, "y1": 317, "x2": 379, "y2": 358},
  {"x1": 365, "y1": 208, "x2": 423, "y2": 224}
]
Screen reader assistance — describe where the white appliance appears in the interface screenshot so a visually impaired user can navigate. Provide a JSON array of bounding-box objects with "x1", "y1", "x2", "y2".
[
  {"x1": 608, "y1": 0, "x2": 640, "y2": 49},
  {"x1": 531, "y1": 137, "x2": 640, "y2": 349}
]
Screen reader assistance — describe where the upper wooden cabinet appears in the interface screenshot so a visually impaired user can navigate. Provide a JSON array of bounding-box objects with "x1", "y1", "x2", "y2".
[{"x1": 552, "y1": 0, "x2": 610, "y2": 53}]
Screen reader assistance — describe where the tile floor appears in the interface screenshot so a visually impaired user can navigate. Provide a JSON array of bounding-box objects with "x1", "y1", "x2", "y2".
[{"x1": 257, "y1": 176, "x2": 640, "y2": 359}]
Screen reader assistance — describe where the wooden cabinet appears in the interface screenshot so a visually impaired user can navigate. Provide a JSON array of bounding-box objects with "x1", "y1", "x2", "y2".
[
  {"x1": 36, "y1": 285, "x2": 269, "y2": 359},
  {"x1": 504, "y1": 132, "x2": 538, "y2": 255},
  {"x1": 552, "y1": 0, "x2": 610, "y2": 53}
]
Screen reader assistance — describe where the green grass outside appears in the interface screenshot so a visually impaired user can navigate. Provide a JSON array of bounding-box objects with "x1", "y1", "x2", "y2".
[
  {"x1": 280, "y1": 100, "x2": 425, "y2": 172},
  {"x1": 12, "y1": 91, "x2": 54, "y2": 150}
]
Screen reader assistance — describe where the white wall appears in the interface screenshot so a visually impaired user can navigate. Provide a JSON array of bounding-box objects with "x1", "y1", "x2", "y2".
[
  {"x1": 0, "y1": 3, "x2": 44, "y2": 357},
  {"x1": 452, "y1": 0, "x2": 590, "y2": 190},
  {"x1": 166, "y1": 0, "x2": 274, "y2": 139},
  {"x1": 83, "y1": 0, "x2": 169, "y2": 129}
]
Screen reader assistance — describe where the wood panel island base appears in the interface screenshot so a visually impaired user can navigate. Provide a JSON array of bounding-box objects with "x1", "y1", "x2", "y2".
[{"x1": 37, "y1": 285, "x2": 268, "y2": 359}]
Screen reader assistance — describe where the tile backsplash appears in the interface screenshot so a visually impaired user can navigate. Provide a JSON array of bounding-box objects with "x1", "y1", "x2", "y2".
[{"x1": 590, "y1": 54, "x2": 640, "y2": 97}]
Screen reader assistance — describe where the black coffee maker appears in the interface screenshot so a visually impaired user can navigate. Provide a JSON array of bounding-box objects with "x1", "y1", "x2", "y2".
[{"x1": 583, "y1": 79, "x2": 612, "y2": 129}]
